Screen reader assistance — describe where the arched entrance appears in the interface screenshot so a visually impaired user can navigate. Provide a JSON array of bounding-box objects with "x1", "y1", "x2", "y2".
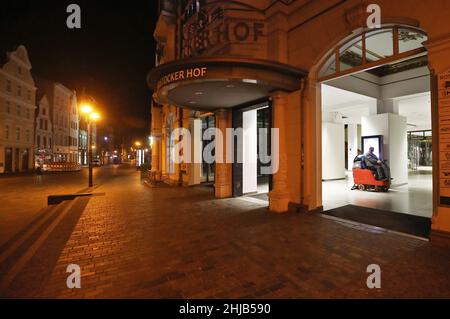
[{"x1": 310, "y1": 25, "x2": 435, "y2": 237}]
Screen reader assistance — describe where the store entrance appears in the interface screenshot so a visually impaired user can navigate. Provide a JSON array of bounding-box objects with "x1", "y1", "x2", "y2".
[
  {"x1": 317, "y1": 26, "x2": 433, "y2": 237},
  {"x1": 232, "y1": 101, "x2": 272, "y2": 198},
  {"x1": 201, "y1": 115, "x2": 215, "y2": 184},
  {"x1": 21, "y1": 149, "x2": 29, "y2": 171},
  {"x1": 4, "y1": 148, "x2": 12, "y2": 173}
]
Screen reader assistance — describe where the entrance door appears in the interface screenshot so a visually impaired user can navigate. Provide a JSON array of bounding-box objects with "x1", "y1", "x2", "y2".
[
  {"x1": 257, "y1": 106, "x2": 272, "y2": 193},
  {"x1": 232, "y1": 101, "x2": 272, "y2": 197},
  {"x1": 14, "y1": 148, "x2": 19, "y2": 172},
  {"x1": 22, "y1": 149, "x2": 29, "y2": 171},
  {"x1": 4, "y1": 148, "x2": 12, "y2": 173},
  {"x1": 201, "y1": 116, "x2": 215, "y2": 183}
]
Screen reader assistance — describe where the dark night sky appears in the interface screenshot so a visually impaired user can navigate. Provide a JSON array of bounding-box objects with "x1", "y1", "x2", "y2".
[{"x1": 0, "y1": 0, "x2": 158, "y2": 145}]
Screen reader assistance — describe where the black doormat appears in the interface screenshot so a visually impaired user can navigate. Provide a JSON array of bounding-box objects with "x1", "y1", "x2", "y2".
[{"x1": 322, "y1": 205, "x2": 431, "y2": 238}]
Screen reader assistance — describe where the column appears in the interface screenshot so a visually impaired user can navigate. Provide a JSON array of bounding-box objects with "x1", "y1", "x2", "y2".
[
  {"x1": 302, "y1": 79, "x2": 323, "y2": 212},
  {"x1": 347, "y1": 124, "x2": 359, "y2": 170},
  {"x1": 214, "y1": 109, "x2": 232, "y2": 198},
  {"x1": 426, "y1": 34, "x2": 450, "y2": 236},
  {"x1": 189, "y1": 116, "x2": 202, "y2": 185},
  {"x1": 151, "y1": 103, "x2": 162, "y2": 181},
  {"x1": 362, "y1": 99, "x2": 408, "y2": 185},
  {"x1": 269, "y1": 91, "x2": 290, "y2": 213}
]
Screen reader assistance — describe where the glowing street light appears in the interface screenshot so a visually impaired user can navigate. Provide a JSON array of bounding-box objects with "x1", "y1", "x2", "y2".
[
  {"x1": 90, "y1": 112, "x2": 100, "y2": 121},
  {"x1": 79, "y1": 102, "x2": 101, "y2": 187},
  {"x1": 81, "y1": 104, "x2": 93, "y2": 114}
]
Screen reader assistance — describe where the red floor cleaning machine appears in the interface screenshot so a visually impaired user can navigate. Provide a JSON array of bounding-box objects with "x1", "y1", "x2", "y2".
[{"x1": 351, "y1": 155, "x2": 391, "y2": 192}]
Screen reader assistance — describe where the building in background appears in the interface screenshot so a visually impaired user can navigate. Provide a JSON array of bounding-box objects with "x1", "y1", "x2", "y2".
[
  {"x1": 37, "y1": 80, "x2": 77, "y2": 163},
  {"x1": 34, "y1": 92, "x2": 53, "y2": 168},
  {"x1": 98, "y1": 125, "x2": 115, "y2": 164},
  {"x1": 0, "y1": 45, "x2": 36, "y2": 174},
  {"x1": 69, "y1": 92, "x2": 79, "y2": 163}
]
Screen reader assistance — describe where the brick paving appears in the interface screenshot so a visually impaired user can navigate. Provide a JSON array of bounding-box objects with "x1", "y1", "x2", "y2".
[
  {"x1": 0, "y1": 167, "x2": 114, "y2": 247},
  {"x1": 1, "y1": 165, "x2": 450, "y2": 298}
]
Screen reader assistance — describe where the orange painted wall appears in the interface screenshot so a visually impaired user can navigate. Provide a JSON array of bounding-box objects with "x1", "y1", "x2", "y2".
[{"x1": 286, "y1": 90, "x2": 302, "y2": 205}]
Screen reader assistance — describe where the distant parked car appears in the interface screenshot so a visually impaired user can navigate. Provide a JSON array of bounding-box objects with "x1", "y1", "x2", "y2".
[{"x1": 92, "y1": 159, "x2": 101, "y2": 166}]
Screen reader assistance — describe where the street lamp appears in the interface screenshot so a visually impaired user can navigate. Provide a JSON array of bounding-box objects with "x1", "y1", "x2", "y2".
[{"x1": 80, "y1": 104, "x2": 100, "y2": 187}]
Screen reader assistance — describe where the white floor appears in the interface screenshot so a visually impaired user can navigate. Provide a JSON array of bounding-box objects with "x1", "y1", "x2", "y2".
[{"x1": 322, "y1": 169, "x2": 433, "y2": 218}]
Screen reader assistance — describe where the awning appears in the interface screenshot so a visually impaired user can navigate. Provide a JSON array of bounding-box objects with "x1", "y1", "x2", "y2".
[{"x1": 147, "y1": 56, "x2": 307, "y2": 111}]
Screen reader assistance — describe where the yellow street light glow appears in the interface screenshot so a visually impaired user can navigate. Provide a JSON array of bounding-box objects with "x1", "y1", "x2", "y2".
[
  {"x1": 81, "y1": 104, "x2": 93, "y2": 114},
  {"x1": 90, "y1": 112, "x2": 100, "y2": 121},
  {"x1": 135, "y1": 141, "x2": 141, "y2": 147}
]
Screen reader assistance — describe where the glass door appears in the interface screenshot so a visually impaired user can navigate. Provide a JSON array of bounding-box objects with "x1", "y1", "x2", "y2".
[{"x1": 201, "y1": 116, "x2": 215, "y2": 183}]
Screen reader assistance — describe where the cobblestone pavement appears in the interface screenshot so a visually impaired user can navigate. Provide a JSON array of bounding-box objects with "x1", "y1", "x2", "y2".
[
  {"x1": 0, "y1": 165, "x2": 122, "y2": 246},
  {"x1": 1, "y1": 165, "x2": 450, "y2": 298}
]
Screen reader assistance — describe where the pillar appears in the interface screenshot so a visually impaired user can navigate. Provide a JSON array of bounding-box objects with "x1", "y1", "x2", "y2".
[
  {"x1": 151, "y1": 102, "x2": 162, "y2": 181},
  {"x1": 189, "y1": 116, "x2": 202, "y2": 186},
  {"x1": 426, "y1": 34, "x2": 450, "y2": 237},
  {"x1": 269, "y1": 91, "x2": 290, "y2": 213},
  {"x1": 347, "y1": 124, "x2": 359, "y2": 170},
  {"x1": 376, "y1": 99, "x2": 398, "y2": 114},
  {"x1": 214, "y1": 109, "x2": 232, "y2": 198},
  {"x1": 302, "y1": 79, "x2": 323, "y2": 212}
]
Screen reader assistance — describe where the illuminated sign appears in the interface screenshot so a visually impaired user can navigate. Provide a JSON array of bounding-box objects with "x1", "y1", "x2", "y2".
[{"x1": 157, "y1": 67, "x2": 207, "y2": 90}]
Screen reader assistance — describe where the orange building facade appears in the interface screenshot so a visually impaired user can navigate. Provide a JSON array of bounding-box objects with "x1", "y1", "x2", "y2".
[{"x1": 148, "y1": 0, "x2": 450, "y2": 237}]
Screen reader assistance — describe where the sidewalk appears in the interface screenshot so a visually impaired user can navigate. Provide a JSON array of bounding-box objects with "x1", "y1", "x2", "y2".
[{"x1": 2, "y1": 171, "x2": 450, "y2": 298}]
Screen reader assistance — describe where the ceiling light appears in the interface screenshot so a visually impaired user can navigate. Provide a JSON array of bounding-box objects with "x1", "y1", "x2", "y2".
[
  {"x1": 194, "y1": 91, "x2": 204, "y2": 95},
  {"x1": 189, "y1": 101, "x2": 197, "y2": 104},
  {"x1": 226, "y1": 84, "x2": 235, "y2": 88}
]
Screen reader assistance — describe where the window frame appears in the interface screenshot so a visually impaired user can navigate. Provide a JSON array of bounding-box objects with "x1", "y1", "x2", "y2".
[{"x1": 318, "y1": 26, "x2": 428, "y2": 82}]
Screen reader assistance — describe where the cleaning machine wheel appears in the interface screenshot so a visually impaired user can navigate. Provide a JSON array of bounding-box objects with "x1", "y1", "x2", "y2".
[{"x1": 358, "y1": 184, "x2": 366, "y2": 191}]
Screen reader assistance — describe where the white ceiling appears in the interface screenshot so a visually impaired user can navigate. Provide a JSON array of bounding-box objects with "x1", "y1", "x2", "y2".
[
  {"x1": 321, "y1": 84, "x2": 376, "y2": 123},
  {"x1": 322, "y1": 84, "x2": 431, "y2": 129},
  {"x1": 396, "y1": 92, "x2": 431, "y2": 130}
]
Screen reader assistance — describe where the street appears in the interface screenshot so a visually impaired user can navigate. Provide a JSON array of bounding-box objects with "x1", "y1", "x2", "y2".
[
  {"x1": 0, "y1": 164, "x2": 449, "y2": 298},
  {"x1": 0, "y1": 165, "x2": 123, "y2": 247}
]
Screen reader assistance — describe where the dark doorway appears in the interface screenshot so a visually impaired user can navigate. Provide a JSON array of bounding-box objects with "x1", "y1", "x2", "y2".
[
  {"x1": 22, "y1": 149, "x2": 29, "y2": 171},
  {"x1": 4, "y1": 148, "x2": 13, "y2": 173},
  {"x1": 257, "y1": 106, "x2": 272, "y2": 193},
  {"x1": 14, "y1": 148, "x2": 19, "y2": 172},
  {"x1": 233, "y1": 101, "x2": 272, "y2": 197}
]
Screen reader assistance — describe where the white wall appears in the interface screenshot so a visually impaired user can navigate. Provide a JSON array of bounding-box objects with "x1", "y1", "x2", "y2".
[
  {"x1": 389, "y1": 114, "x2": 408, "y2": 185},
  {"x1": 243, "y1": 110, "x2": 258, "y2": 194},
  {"x1": 189, "y1": 118, "x2": 202, "y2": 185},
  {"x1": 361, "y1": 113, "x2": 408, "y2": 185},
  {"x1": 322, "y1": 122, "x2": 345, "y2": 180},
  {"x1": 347, "y1": 124, "x2": 359, "y2": 170}
]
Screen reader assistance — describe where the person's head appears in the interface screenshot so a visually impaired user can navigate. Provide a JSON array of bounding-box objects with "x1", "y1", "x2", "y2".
[{"x1": 369, "y1": 147, "x2": 374, "y2": 154}]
